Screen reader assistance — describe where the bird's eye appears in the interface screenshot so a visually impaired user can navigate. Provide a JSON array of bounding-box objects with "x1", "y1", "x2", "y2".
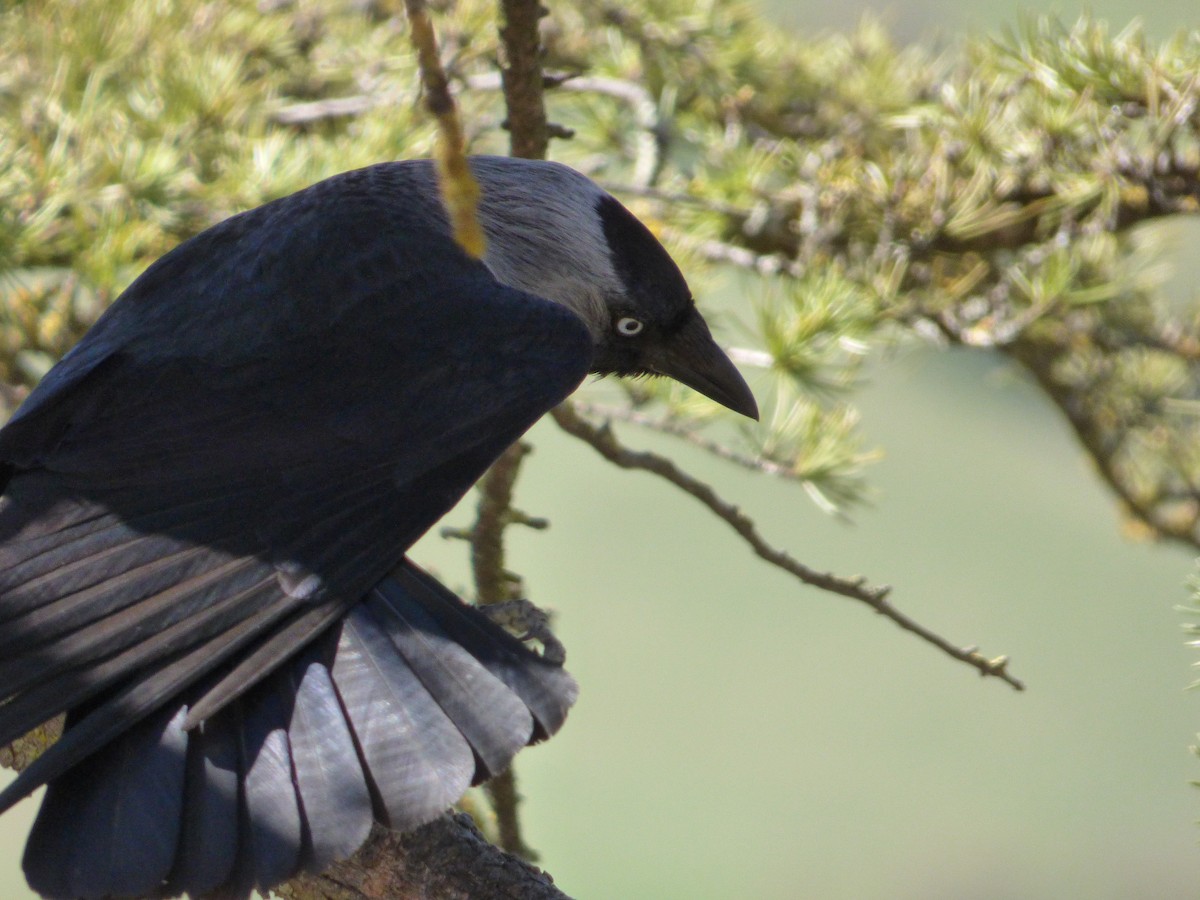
[{"x1": 615, "y1": 317, "x2": 644, "y2": 337}]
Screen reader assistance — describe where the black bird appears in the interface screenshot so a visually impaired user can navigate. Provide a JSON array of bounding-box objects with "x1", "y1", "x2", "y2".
[{"x1": 0, "y1": 156, "x2": 758, "y2": 899}]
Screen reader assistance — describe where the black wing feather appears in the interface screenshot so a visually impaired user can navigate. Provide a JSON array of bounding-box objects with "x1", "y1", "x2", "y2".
[
  {"x1": 164, "y1": 713, "x2": 241, "y2": 896},
  {"x1": 23, "y1": 704, "x2": 189, "y2": 899},
  {"x1": 0, "y1": 161, "x2": 591, "y2": 896}
]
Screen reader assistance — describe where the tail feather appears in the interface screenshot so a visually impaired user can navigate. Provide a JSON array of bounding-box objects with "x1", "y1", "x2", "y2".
[
  {"x1": 236, "y1": 681, "x2": 303, "y2": 892},
  {"x1": 11, "y1": 563, "x2": 577, "y2": 899},
  {"x1": 283, "y1": 637, "x2": 374, "y2": 873},
  {"x1": 388, "y1": 565, "x2": 579, "y2": 737},
  {"x1": 332, "y1": 605, "x2": 476, "y2": 831},
  {"x1": 364, "y1": 585, "x2": 534, "y2": 780},
  {"x1": 23, "y1": 704, "x2": 190, "y2": 900},
  {"x1": 162, "y1": 714, "x2": 241, "y2": 897}
]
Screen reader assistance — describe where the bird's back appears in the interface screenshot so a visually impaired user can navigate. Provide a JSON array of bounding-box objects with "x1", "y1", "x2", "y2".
[{"x1": 0, "y1": 159, "x2": 591, "y2": 899}]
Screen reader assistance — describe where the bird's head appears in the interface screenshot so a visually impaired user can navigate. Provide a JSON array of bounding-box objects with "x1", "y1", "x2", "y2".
[{"x1": 469, "y1": 157, "x2": 759, "y2": 420}]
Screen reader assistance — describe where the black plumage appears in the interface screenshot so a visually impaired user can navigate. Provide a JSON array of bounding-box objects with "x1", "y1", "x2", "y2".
[{"x1": 0, "y1": 157, "x2": 755, "y2": 899}]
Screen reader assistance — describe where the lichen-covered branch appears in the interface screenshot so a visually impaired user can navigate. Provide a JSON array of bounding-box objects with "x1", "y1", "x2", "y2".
[
  {"x1": 274, "y1": 815, "x2": 569, "y2": 900},
  {"x1": 455, "y1": 441, "x2": 545, "y2": 859}
]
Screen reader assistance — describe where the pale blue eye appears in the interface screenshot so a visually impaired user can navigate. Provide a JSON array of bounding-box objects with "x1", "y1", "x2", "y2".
[{"x1": 616, "y1": 317, "x2": 644, "y2": 336}]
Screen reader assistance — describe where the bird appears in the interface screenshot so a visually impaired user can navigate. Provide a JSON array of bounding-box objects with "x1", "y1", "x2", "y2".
[{"x1": 0, "y1": 155, "x2": 758, "y2": 899}]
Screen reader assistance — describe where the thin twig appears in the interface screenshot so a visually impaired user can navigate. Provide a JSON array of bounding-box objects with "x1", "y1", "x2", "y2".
[
  {"x1": 463, "y1": 442, "x2": 542, "y2": 858},
  {"x1": 551, "y1": 402, "x2": 1025, "y2": 691},
  {"x1": 271, "y1": 93, "x2": 386, "y2": 124},
  {"x1": 570, "y1": 400, "x2": 805, "y2": 482}
]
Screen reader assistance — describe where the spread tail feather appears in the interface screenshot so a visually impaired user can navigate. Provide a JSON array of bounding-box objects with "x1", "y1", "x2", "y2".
[{"x1": 16, "y1": 561, "x2": 576, "y2": 899}]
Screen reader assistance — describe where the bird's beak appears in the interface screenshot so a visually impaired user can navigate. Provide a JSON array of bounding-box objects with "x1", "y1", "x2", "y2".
[{"x1": 652, "y1": 310, "x2": 759, "y2": 420}]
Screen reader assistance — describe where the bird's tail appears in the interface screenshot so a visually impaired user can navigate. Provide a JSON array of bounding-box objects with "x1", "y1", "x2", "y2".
[{"x1": 17, "y1": 560, "x2": 577, "y2": 900}]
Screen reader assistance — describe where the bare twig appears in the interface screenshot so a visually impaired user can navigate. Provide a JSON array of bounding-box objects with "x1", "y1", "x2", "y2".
[
  {"x1": 271, "y1": 93, "x2": 387, "y2": 124},
  {"x1": 455, "y1": 442, "x2": 544, "y2": 859},
  {"x1": 571, "y1": 399, "x2": 804, "y2": 482},
  {"x1": 552, "y1": 402, "x2": 1025, "y2": 691}
]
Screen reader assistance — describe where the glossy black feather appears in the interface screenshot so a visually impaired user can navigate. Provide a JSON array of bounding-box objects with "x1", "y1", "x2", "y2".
[
  {"x1": 386, "y1": 562, "x2": 579, "y2": 738},
  {"x1": 363, "y1": 586, "x2": 534, "y2": 779},
  {"x1": 164, "y1": 714, "x2": 241, "y2": 897},
  {"x1": 24, "y1": 705, "x2": 189, "y2": 899},
  {"x1": 332, "y1": 604, "x2": 476, "y2": 831},
  {"x1": 283, "y1": 639, "x2": 374, "y2": 873},
  {"x1": 236, "y1": 682, "x2": 303, "y2": 892},
  {"x1": 0, "y1": 160, "x2": 592, "y2": 897}
]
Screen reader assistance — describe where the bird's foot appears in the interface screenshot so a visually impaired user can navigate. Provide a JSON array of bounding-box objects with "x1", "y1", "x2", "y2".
[{"x1": 479, "y1": 598, "x2": 566, "y2": 665}]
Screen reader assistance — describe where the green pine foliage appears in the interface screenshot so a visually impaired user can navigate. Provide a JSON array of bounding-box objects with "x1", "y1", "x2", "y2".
[{"x1": 2, "y1": 0, "x2": 1199, "y2": 537}]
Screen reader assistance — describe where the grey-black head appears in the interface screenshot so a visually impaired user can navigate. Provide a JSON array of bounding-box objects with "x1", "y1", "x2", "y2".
[{"x1": 468, "y1": 157, "x2": 759, "y2": 420}]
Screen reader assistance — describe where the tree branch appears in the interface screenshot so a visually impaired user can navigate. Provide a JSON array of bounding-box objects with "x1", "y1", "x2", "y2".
[
  {"x1": 461, "y1": 441, "x2": 543, "y2": 859},
  {"x1": 274, "y1": 815, "x2": 568, "y2": 900},
  {"x1": 499, "y1": 0, "x2": 551, "y2": 160},
  {"x1": 551, "y1": 402, "x2": 1025, "y2": 691}
]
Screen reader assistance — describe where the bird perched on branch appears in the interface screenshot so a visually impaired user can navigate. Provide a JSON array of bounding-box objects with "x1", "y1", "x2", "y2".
[{"x1": 0, "y1": 156, "x2": 757, "y2": 899}]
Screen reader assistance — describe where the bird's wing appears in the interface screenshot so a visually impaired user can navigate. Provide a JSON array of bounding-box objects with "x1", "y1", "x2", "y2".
[{"x1": 0, "y1": 165, "x2": 592, "y2": 814}]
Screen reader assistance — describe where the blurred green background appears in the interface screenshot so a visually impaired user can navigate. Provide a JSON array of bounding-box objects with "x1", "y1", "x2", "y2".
[{"x1": 3, "y1": 1, "x2": 1200, "y2": 898}]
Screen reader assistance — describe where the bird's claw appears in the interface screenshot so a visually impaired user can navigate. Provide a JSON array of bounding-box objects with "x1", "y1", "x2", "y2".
[{"x1": 479, "y1": 598, "x2": 566, "y2": 665}]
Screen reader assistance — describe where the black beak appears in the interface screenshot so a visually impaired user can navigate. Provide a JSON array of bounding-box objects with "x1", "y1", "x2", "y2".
[{"x1": 651, "y1": 310, "x2": 759, "y2": 420}]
